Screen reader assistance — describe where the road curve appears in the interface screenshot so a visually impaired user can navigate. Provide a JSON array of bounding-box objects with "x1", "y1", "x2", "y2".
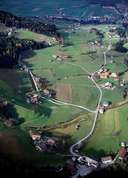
[
  {"x1": 27, "y1": 45, "x2": 108, "y2": 158},
  {"x1": 69, "y1": 49, "x2": 108, "y2": 156}
]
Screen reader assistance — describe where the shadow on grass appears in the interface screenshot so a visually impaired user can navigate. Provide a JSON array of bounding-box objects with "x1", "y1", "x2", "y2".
[{"x1": 34, "y1": 104, "x2": 52, "y2": 118}]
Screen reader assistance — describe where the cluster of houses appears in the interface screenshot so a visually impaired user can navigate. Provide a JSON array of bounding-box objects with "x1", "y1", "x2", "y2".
[
  {"x1": 34, "y1": 76, "x2": 56, "y2": 98},
  {"x1": 118, "y1": 142, "x2": 128, "y2": 160},
  {"x1": 101, "y1": 141, "x2": 128, "y2": 166},
  {"x1": 29, "y1": 130, "x2": 58, "y2": 153},
  {"x1": 26, "y1": 92, "x2": 40, "y2": 104},
  {"x1": 96, "y1": 68, "x2": 119, "y2": 80},
  {"x1": 98, "y1": 101, "x2": 111, "y2": 114},
  {"x1": 69, "y1": 141, "x2": 128, "y2": 177},
  {"x1": 100, "y1": 81, "x2": 115, "y2": 90}
]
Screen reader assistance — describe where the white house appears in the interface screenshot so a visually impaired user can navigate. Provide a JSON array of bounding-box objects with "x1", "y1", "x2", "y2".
[{"x1": 101, "y1": 156, "x2": 113, "y2": 165}]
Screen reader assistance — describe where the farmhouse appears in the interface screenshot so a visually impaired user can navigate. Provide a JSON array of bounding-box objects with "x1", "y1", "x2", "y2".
[
  {"x1": 43, "y1": 89, "x2": 51, "y2": 98},
  {"x1": 101, "y1": 156, "x2": 113, "y2": 165},
  {"x1": 100, "y1": 82, "x2": 115, "y2": 90},
  {"x1": 98, "y1": 105, "x2": 105, "y2": 114},
  {"x1": 98, "y1": 101, "x2": 110, "y2": 114},
  {"x1": 110, "y1": 72, "x2": 119, "y2": 81},
  {"x1": 26, "y1": 92, "x2": 39, "y2": 104},
  {"x1": 97, "y1": 68, "x2": 111, "y2": 79},
  {"x1": 118, "y1": 147, "x2": 127, "y2": 160},
  {"x1": 29, "y1": 130, "x2": 41, "y2": 141}
]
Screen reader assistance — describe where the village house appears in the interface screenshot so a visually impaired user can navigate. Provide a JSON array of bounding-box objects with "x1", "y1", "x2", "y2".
[
  {"x1": 101, "y1": 156, "x2": 113, "y2": 165},
  {"x1": 102, "y1": 101, "x2": 110, "y2": 108},
  {"x1": 29, "y1": 130, "x2": 41, "y2": 141},
  {"x1": 97, "y1": 68, "x2": 111, "y2": 79},
  {"x1": 110, "y1": 72, "x2": 119, "y2": 81},
  {"x1": 100, "y1": 82, "x2": 115, "y2": 90},
  {"x1": 47, "y1": 138, "x2": 56, "y2": 146},
  {"x1": 121, "y1": 141, "x2": 126, "y2": 147},
  {"x1": 98, "y1": 105, "x2": 105, "y2": 114},
  {"x1": 98, "y1": 101, "x2": 110, "y2": 114},
  {"x1": 26, "y1": 92, "x2": 40, "y2": 104},
  {"x1": 118, "y1": 147, "x2": 127, "y2": 160},
  {"x1": 30, "y1": 132, "x2": 58, "y2": 153},
  {"x1": 43, "y1": 89, "x2": 51, "y2": 98}
]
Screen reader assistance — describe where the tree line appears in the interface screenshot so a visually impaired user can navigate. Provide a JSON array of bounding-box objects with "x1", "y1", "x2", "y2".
[
  {"x1": 0, "y1": 32, "x2": 51, "y2": 68},
  {"x1": 0, "y1": 11, "x2": 58, "y2": 36}
]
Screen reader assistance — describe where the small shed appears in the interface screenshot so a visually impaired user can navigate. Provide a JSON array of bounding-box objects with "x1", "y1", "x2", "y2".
[{"x1": 101, "y1": 156, "x2": 113, "y2": 164}]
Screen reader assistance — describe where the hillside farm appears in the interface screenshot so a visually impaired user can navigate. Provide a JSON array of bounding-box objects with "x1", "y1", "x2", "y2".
[{"x1": 0, "y1": 22, "x2": 128, "y2": 165}]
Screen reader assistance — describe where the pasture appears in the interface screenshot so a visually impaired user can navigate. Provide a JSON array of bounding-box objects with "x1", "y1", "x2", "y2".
[
  {"x1": 81, "y1": 104, "x2": 128, "y2": 157},
  {"x1": 0, "y1": 23, "x2": 128, "y2": 162}
]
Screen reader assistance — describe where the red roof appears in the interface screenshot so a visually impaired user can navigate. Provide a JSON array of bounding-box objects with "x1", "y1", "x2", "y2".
[{"x1": 118, "y1": 147, "x2": 127, "y2": 158}]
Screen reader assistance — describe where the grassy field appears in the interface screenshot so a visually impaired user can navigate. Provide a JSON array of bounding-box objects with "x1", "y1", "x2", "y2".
[
  {"x1": 0, "y1": 24, "x2": 128, "y2": 163},
  {"x1": 0, "y1": 69, "x2": 32, "y2": 105},
  {"x1": 51, "y1": 112, "x2": 94, "y2": 141},
  {"x1": 17, "y1": 103, "x2": 82, "y2": 128},
  {"x1": 81, "y1": 104, "x2": 128, "y2": 157},
  {"x1": 23, "y1": 25, "x2": 126, "y2": 108},
  {"x1": 17, "y1": 29, "x2": 52, "y2": 42}
]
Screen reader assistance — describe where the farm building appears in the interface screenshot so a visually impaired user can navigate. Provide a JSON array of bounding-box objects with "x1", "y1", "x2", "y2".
[
  {"x1": 110, "y1": 73, "x2": 119, "y2": 81},
  {"x1": 26, "y1": 92, "x2": 39, "y2": 104},
  {"x1": 29, "y1": 130, "x2": 41, "y2": 141},
  {"x1": 98, "y1": 105, "x2": 105, "y2": 114},
  {"x1": 98, "y1": 101, "x2": 110, "y2": 114},
  {"x1": 101, "y1": 156, "x2": 113, "y2": 165},
  {"x1": 43, "y1": 89, "x2": 51, "y2": 98},
  {"x1": 118, "y1": 147, "x2": 127, "y2": 160},
  {"x1": 97, "y1": 68, "x2": 111, "y2": 79},
  {"x1": 100, "y1": 82, "x2": 115, "y2": 90}
]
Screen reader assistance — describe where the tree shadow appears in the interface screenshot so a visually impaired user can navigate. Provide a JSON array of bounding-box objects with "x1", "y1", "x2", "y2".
[
  {"x1": 0, "y1": 102, "x2": 25, "y2": 125},
  {"x1": 34, "y1": 104, "x2": 52, "y2": 118}
]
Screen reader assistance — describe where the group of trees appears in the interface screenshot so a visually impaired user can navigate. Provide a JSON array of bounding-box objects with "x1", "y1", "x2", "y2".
[
  {"x1": 0, "y1": 11, "x2": 61, "y2": 68},
  {"x1": 115, "y1": 41, "x2": 127, "y2": 53},
  {"x1": 114, "y1": 27, "x2": 128, "y2": 53},
  {"x1": 0, "y1": 98, "x2": 22, "y2": 127},
  {"x1": 0, "y1": 11, "x2": 58, "y2": 36},
  {"x1": 0, "y1": 33, "x2": 51, "y2": 68}
]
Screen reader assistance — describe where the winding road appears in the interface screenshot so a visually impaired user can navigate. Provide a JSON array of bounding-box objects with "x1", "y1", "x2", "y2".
[{"x1": 28, "y1": 41, "x2": 110, "y2": 158}]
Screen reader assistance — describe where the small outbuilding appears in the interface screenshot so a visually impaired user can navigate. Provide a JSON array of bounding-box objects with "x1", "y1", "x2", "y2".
[{"x1": 101, "y1": 156, "x2": 113, "y2": 165}]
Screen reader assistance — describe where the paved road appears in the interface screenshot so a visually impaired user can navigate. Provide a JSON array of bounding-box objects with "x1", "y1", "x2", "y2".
[
  {"x1": 69, "y1": 47, "x2": 108, "y2": 156},
  {"x1": 28, "y1": 42, "x2": 109, "y2": 158}
]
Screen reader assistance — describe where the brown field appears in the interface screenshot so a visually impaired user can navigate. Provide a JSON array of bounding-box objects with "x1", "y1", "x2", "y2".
[
  {"x1": 112, "y1": 111, "x2": 121, "y2": 136},
  {"x1": 55, "y1": 84, "x2": 72, "y2": 102}
]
